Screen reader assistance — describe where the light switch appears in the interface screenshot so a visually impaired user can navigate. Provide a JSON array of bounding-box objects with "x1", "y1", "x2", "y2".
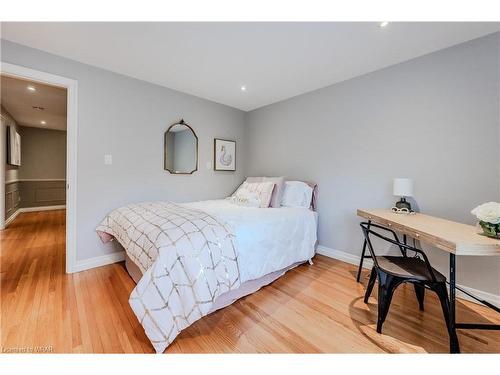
[
  {"x1": 206, "y1": 161, "x2": 212, "y2": 170},
  {"x1": 104, "y1": 154, "x2": 113, "y2": 165}
]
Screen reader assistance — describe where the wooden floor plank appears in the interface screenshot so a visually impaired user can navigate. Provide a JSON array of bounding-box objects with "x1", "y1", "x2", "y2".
[{"x1": 1, "y1": 210, "x2": 498, "y2": 353}]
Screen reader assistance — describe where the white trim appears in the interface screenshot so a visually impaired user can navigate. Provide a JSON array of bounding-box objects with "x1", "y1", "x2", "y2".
[
  {"x1": 1, "y1": 62, "x2": 78, "y2": 274},
  {"x1": 19, "y1": 205, "x2": 66, "y2": 213},
  {"x1": 317, "y1": 245, "x2": 374, "y2": 269},
  {"x1": 456, "y1": 285, "x2": 500, "y2": 310},
  {"x1": 316, "y1": 245, "x2": 500, "y2": 307},
  {"x1": 5, "y1": 178, "x2": 66, "y2": 183},
  {"x1": 73, "y1": 252, "x2": 126, "y2": 273},
  {"x1": 0, "y1": 116, "x2": 5, "y2": 230},
  {"x1": 5, "y1": 210, "x2": 21, "y2": 227}
]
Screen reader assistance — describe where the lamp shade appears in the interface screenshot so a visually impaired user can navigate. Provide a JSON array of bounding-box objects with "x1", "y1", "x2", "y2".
[{"x1": 393, "y1": 178, "x2": 413, "y2": 197}]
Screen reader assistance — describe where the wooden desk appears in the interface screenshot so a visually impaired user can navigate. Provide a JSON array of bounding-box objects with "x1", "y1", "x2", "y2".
[
  {"x1": 357, "y1": 209, "x2": 500, "y2": 256},
  {"x1": 357, "y1": 208, "x2": 500, "y2": 353}
]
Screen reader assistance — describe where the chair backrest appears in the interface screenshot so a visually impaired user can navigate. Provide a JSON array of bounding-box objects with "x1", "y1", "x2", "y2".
[{"x1": 359, "y1": 221, "x2": 438, "y2": 282}]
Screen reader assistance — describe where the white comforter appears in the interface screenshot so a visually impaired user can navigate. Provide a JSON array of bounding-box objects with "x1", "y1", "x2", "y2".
[
  {"x1": 183, "y1": 199, "x2": 318, "y2": 283},
  {"x1": 97, "y1": 199, "x2": 317, "y2": 353}
]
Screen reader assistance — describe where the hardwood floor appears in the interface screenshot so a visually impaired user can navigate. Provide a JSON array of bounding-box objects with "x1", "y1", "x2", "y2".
[{"x1": 1, "y1": 210, "x2": 499, "y2": 353}]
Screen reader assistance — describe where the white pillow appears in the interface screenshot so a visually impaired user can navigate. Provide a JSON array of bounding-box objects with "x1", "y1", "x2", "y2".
[
  {"x1": 230, "y1": 181, "x2": 275, "y2": 208},
  {"x1": 280, "y1": 181, "x2": 313, "y2": 208}
]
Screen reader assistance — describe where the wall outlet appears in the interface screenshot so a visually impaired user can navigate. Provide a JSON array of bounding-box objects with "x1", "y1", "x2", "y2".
[
  {"x1": 206, "y1": 161, "x2": 212, "y2": 170},
  {"x1": 104, "y1": 154, "x2": 113, "y2": 165}
]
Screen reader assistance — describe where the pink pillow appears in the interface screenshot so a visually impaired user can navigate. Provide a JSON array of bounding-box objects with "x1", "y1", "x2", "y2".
[
  {"x1": 246, "y1": 176, "x2": 285, "y2": 208},
  {"x1": 231, "y1": 181, "x2": 275, "y2": 208}
]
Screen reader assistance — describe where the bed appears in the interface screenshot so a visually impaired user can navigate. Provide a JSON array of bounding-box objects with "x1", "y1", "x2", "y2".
[{"x1": 96, "y1": 183, "x2": 318, "y2": 353}]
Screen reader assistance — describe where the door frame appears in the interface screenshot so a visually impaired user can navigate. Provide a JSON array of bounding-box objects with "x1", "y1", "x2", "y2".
[
  {"x1": 1, "y1": 62, "x2": 78, "y2": 273},
  {"x1": 0, "y1": 115, "x2": 5, "y2": 230}
]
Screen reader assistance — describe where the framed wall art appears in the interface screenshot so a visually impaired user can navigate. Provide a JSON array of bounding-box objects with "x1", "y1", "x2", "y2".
[{"x1": 214, "y1": 138, "x2": 235, "y2": 171}]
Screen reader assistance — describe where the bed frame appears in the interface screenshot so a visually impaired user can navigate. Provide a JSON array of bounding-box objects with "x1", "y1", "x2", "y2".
[{"x1": 125, "y1": 253, "x2": 308, "y2": 313}]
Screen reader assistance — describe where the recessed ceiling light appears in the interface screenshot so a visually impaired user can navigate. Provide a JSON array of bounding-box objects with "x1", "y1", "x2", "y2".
[
  {"x1": 27, "y1": 85, "x2": 36, "y2": 92},
  {"x1": 379, "y1": 21, "x2": 389, "y2": 28},
  {"x1": 241, "y1": 85, "x2": 247, "y2": 92},
  {"x1": 40, "y1": 121, "x2": 46, "y2": 125}
]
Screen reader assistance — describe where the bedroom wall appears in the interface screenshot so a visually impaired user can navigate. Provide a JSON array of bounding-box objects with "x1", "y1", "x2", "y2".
[
  {"x1": 1, "y1": 39, "x2": 246, "y2": 261},
  {"x1": 245, "y1": 32, "x2": 500, "y2": 296}
]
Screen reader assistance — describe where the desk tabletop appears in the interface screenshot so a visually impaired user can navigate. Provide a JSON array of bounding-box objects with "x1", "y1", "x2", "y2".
[{"x1": 357, "y1": 208, "x2": 500, "y2": 256}]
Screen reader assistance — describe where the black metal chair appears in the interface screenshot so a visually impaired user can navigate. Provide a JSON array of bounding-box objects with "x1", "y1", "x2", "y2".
[{"x1": 360, "y1": 222, "x2": 452, "y2": 335}]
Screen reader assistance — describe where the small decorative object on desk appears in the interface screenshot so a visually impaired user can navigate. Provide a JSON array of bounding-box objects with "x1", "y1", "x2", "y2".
[
  {"x1": 471, "y1": 202, "x2": 500, "y2": 239},
  {"x1": 391, "y1": 207, "x2": 416, "y2": 215}
]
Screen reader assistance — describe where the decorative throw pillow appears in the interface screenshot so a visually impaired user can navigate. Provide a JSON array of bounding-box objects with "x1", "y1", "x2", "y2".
[
  {"x1": 230, "y1": 181, "x2": 275, "y2": 208},
  {"x1": 280, "y1": 181, "x2": 313, "y2": 208},
  {"x1": 246, "y1": 176, "x2": 285, "y2": 208}
]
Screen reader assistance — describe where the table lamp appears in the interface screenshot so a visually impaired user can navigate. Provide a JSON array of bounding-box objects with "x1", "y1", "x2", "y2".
[{"x1": 393, "y1": 178, "x2": 413, "y2": 211}]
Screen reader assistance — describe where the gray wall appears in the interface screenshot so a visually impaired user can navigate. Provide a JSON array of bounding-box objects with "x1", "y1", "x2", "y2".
[
  {"x1": 19, "y1": 126, "x2": 67, "y2": 180},
  {"x1": 19, "y1": 180, "x2": 66, "y2": 208},
  {"x1": 1, "y1": 39, "x2": 246, "y2": 261},
  {"x1": 245, "y1": 33, "x2": 500, "y2": 295},
  {"x1": 16, "y1": 126, "x2": 67, "y2": 208}
]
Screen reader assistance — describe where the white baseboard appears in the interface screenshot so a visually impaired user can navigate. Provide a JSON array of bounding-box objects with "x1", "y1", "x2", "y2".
[
  {"x1": 20, "y1": 205, "x2": 66, "y2": 213},
  {"x1": 316, "y1": 245, "x2": 500, "y2": 307},
  {"x1": 73, "y1": 251, "x2": 126, "y2": 273},
  {"x1": 317, "y1": 245, "x2": 374, "y2": 269},
  {"x1": 5, "y1": 178, "x2": 66, "y2": 183},
  {"x1": 5, "y1": 209, "x2": 21, "y2": 226}
]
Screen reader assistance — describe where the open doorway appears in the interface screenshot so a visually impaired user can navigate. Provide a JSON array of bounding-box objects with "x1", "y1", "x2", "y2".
[
  {"x1": 2, "y1": 74, "x2": 67, "y2": 219},
  {"x1": 0, "y1": 63, "x2": 77, "y2": 273}
]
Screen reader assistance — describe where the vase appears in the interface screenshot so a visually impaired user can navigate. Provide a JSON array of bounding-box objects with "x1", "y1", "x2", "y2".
[{"x1": 478, "y1": 221, "x2": 500, "y2": 239}]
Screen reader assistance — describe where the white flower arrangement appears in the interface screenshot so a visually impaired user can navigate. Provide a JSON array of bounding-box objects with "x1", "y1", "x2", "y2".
[{"x1": 471, "y1": 202, "x2": 500, "y2": 238}]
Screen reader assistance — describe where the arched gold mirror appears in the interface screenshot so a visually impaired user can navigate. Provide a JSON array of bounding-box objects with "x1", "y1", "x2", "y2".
[{"x1": 164, "y1": 119, "x2": 198, "y2": 174}]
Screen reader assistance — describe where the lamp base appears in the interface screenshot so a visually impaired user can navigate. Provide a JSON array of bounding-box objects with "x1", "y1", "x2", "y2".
[{"x1": 395, "y1": 197, "x2": 412, "y2": 211}]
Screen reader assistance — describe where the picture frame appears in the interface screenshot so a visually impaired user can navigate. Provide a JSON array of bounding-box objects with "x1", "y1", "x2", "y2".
[
  {"x1": 7, "y1": 126, "x2": 21, "y2": 166},
  {"x1": 213, "y1": 138, "x2": 236, "y2": 171}
]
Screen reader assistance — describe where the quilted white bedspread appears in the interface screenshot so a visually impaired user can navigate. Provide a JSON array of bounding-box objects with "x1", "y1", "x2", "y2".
[
  {"x1": 184, "y1": 199, "x2": 318, "y2": 282},
  {"x1": 96, "y1": 202, "x2": 240, "y2": 353}
]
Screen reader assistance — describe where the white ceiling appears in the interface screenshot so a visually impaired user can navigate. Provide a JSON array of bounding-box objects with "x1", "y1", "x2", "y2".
[
  {"x1": 1, "y1": 74, "x2": 67, "y2": 130},
  {"x1": 2, "y1": 22, "x2": 500, "y2": 111}
]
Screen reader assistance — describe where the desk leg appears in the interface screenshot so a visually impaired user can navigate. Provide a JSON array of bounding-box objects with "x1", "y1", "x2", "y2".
[{"x1": 449, "y1": 253, "x2": 460, "y2": 353}]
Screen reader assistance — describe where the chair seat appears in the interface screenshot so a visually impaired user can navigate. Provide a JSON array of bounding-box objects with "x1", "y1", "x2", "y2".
[{"x1": 376, "y1": 256, "x2": 446, "y2": 282}]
